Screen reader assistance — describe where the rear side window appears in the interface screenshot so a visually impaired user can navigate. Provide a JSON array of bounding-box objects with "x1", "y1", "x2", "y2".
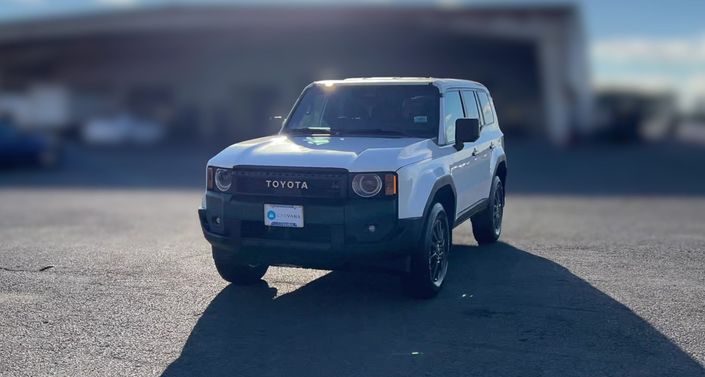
[
  {"x1": 477, "y1": 91, "x2": 495, "y2": 125},
  {"x1": 443, "y1": 91, "x2": 464, "y2": 144},
  {"x1": 461, "y1": 91, "x2": 481, "y2": 121}
]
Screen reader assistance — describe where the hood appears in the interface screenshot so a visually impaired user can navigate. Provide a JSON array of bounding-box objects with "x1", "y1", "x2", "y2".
[{"x1": 208, "y1": 135, "x2": 433, "y2": 172}]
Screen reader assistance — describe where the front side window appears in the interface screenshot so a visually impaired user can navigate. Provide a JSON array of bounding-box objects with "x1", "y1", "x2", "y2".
[
  {"x1": 443, "y1": 91, "x2": 464, "y2": 144},
  {"x1": 477, "y1": 91, "x2": 495, "y2": 125},
  {"x1": 284, "y1": 84, "x2": 439, "y2": 138}
]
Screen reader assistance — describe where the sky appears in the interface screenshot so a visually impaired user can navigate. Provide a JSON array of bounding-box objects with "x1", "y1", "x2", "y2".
[
  {"x1": 583, "y1": 0, "x2": 705, "y2": 109},
  {"x1": 0, "y1": 0, "x2": 704, "y2": 108}
]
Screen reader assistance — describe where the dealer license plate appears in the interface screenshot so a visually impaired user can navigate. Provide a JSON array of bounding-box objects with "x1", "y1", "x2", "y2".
[{"x1": 264, "y1": 204, "x2": 304, "y2": 228}]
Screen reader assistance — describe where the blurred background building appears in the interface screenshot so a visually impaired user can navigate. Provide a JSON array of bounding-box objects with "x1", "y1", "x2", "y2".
[
  {"x1": 0, "y1": 0, "x2": 703, "y2": 167},
  {"x1": 0, "y1": 3, "x2": 592, "y2": 147}
]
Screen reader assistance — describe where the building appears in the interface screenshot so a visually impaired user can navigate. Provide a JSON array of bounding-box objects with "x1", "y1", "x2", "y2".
[{"x1": 0, "y1": 4, "x2": 591, "y2": 144}]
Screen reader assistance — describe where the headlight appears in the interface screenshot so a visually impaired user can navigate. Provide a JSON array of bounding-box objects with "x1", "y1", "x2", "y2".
[
  {"x1": 352, "y1": 174, "x2": 383, "y2": 197},
  {"x1": 214, "y1": 168, "x2": 232, "y2": 192}
]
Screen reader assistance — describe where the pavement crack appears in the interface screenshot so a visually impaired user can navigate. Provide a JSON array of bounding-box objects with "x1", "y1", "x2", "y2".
[{"x1": 0, "y1": 265, "x2": 54, "y2": 273}]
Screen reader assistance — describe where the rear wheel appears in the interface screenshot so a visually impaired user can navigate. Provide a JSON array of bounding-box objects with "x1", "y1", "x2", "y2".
[
  {"x1": 471, "y1": 175, "x2": 505, "y2": 245},
  {"x1": 212, "y1": 247, "x2": 268, "y2": 285},
  {"x1": 404, "y1": 202, "x2": 450, "y2": 299}
]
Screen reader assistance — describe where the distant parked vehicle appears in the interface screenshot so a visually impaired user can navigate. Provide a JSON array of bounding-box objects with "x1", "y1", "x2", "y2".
[
  {"x1": 0, "y1": 115, "x2": 59, "y2": 168},
  {"x1": 81, "y1": 113, "x2": 165, "y2": 145},
  {"x1": 594, "y1": 89, "x2": 677, "y2": 143}
]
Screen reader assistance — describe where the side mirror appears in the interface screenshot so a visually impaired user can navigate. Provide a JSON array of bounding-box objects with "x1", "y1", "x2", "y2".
[{"x1": 454, "y1": 118, "x2": 480, "y2": 150}]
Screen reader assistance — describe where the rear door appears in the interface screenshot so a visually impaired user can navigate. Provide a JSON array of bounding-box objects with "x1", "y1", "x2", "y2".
[{"x1": 472, "y1": 90, "x2": 500, "y2": 199}]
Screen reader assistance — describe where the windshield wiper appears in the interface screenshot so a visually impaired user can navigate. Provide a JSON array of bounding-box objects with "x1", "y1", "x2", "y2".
[
  {"x1": 286, "y1": 127, "x2": 333, "y2": 135},
  {"x1": 343, "y1": 128, "x2": 410, "y2": 137}
]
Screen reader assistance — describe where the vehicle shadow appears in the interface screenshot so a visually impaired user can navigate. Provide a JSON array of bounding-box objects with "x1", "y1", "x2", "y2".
[{"x1": 161, "y1": 242, "x2": 705, "y2": 377}]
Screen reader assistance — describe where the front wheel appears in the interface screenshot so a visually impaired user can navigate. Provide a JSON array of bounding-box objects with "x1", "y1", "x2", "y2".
[
  {"x1": 404, "y1": 202, "x2": 451, "y2": 299},
  {"x1": 212, "y1": 247, "x2": 268, "y2": 285},
  {"x1": 471, "y1": 175, "x2": 505, "y2": 245}
]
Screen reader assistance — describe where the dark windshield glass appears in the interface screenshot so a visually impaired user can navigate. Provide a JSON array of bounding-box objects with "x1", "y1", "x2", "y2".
[{"x1": 284, "y1": 84, "x2": 439, "y2": 138}]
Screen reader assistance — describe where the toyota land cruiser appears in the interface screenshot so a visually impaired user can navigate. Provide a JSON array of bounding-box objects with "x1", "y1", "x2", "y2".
[{"x1": 198, "y1": 78, "x2": 507, "y2": 298}]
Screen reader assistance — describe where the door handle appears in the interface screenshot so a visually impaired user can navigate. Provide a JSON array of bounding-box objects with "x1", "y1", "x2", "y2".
[
  {"x1": 489, "y1": 142, "x2": 495, "y2": 150},
  {"x1": 472, "y1": 148, "x2": 479, "y2": 156}
]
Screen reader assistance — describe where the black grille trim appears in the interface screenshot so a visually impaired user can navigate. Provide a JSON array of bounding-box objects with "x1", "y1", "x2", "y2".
[{"x1": 231, "y1": 165, "x2": 349, "y2": 199}]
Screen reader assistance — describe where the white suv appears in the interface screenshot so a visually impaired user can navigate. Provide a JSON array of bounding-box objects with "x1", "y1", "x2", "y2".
[{"x1": 199, "y1": 77, "x2": 507, "y2": 298}]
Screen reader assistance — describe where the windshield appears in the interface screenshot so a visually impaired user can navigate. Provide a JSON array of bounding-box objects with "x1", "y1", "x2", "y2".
[{"x1": 283, "y1": 84, "x2": 439, "y2": 138}]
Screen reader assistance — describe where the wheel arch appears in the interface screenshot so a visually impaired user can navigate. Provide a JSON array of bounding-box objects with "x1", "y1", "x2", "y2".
[
  {"x1": 422, "y1": 177, "x2": 457, "y2": 228},
  {"x1": 495, "y1": 159, "x2": 507, "y2": 189}
]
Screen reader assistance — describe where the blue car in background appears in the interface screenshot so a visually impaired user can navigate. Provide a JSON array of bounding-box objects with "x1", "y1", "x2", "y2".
[{"x1": 0, "y1": 116, "x2": 60, "y2": 168}]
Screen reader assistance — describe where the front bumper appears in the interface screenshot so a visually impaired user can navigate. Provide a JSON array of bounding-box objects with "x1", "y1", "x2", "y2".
[{"x1": 198, "y1": 192, "x2": 423, "y2": 270}]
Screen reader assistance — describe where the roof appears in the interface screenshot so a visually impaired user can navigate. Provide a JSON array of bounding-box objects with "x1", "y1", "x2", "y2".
[
  {"x1": 0, "y1": 4, "x2": 579, "y2": 44},
  {"x1": 314, "y1": 77, "x2": 488, "y2": 91}
]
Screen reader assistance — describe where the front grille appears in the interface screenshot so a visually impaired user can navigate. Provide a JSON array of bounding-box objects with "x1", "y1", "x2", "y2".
[{"x1": 231, "y1": 166, "x2": 348, "y2": 199}]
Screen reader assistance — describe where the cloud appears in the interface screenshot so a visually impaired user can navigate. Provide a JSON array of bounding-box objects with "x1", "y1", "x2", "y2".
[
  {"x1": 592, "y1": 33, "x2": 705, "y2": 109},
  {"x1": 594, "y1": 74, "x2": 676, "y2": 91},
  {"x1": 592, "y1": 33, "x2": 705, "y2": 64}
]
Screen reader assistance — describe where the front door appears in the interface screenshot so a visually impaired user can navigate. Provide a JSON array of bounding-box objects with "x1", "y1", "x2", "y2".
[{"x1": 443, "y1": 90, "x2": 485, "y2": 214}]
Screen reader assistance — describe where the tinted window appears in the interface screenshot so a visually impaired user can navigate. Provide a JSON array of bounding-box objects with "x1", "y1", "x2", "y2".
[
  {"x1": 285, "y1": 84, "x2": 439, "y2": 138},
  {"x1": 461, "y1": 91, "x2": 481, "y2": 121},
  {"x1": 443, "y1": 91, "x2": 464, "y2": 144},
  {"x1": 477, "y1": 91, "x2": 495, "y2": 124}
]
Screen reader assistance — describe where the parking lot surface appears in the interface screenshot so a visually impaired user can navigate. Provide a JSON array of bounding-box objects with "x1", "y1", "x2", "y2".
[{"x1": 1, "y1": 141, "x2": 704, "y2": 376}]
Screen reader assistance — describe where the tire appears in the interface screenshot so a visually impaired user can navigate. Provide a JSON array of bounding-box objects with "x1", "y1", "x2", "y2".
[
  {"x1": 212, "y1": 247, "x2": 268, "y2": 285},
  {"x1": 404, "y1": 202, "x2": 451, "y2": 299},
  {"x1": 471, "y1": 175, "x2": 505, "y2": 245}
]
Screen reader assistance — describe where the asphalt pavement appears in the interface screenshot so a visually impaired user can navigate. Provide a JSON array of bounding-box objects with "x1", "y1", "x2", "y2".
[{"x1": 1, "y1": 140, "x2": 704, "y2": 377}]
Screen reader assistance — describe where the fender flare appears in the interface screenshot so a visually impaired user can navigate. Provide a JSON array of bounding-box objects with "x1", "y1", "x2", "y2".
[
  {"x1": 420, "y1": 175, "x2": 457, "y2": 223},
  {"x1": 492, "y1": 153, "x2": 508, "y2": 187}
]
